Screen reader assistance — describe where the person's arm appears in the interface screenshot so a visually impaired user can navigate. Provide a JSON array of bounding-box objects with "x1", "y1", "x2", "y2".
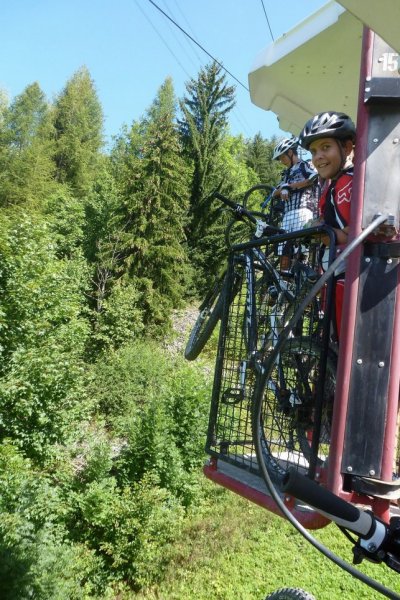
[{"x1": 333, "y1": 226, "x2": 348, "y2": 245}]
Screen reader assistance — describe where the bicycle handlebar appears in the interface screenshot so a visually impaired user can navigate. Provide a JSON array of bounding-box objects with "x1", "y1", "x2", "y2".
[
  {"x1": 282, "y1": 468, "x2": 374, "y2": 536},
  {"x1": 282, "y1": 468, "x2": 400, "y2": 576},
  {"x1": 213, "y1": 192, "x2": 283, "y2": 235}
]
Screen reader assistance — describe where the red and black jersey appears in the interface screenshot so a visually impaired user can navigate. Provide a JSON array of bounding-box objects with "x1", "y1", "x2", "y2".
[{"x1": 320, "y1": 167, "x2": 353, "y2": 230}]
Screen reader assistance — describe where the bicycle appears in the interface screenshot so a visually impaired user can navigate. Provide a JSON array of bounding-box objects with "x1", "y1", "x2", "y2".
[
  {"x1": 210, "y1": 228, "x2": 334, "y2": 482},
  {"x1": 187, "y1": 190, "x2": 335, "y2": 480},
  {"x1": 185, "y1": 186, "x2": 283, "y2": 361}
]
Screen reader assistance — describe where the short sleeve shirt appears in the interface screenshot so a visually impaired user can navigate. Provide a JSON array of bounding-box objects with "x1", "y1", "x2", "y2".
[{"x1": 282, "y1": 160, "x2": 318, "y2": 213}]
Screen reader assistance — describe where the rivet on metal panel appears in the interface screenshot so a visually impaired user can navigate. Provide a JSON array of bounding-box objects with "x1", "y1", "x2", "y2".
[
  {"x1": 357, "y1": 358, "x2": 363, "y2": 365},
  {"x1": 393, "y1": 138, "x2": 400, "y2": 144},
  {"x1": 369, "y1": 470, "x2": 376, "y2": 477},
  {"x1": 365, "y1": 257, "x2": 371, "y2": 263},
  {"x1": 378, "y1": 361, "x2": 385, "y2": 368},
  {"x1": 365, "y1": 87, "x2": 371, "y2": 93},
  {"x1": 347, "y1": 466, "x2": 353, "y2": 473},
  {"x1": 373, "y1": 138, "x2": 379, "y2": 143}
]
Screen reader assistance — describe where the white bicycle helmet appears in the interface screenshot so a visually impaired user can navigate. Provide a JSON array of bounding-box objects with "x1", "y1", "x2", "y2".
[
  {"x1": 272, "y1": 137, "x2": 299, "y2": 160},
  {"x1": 299, "y1": 111, "x2": 356, "y2": 150}
]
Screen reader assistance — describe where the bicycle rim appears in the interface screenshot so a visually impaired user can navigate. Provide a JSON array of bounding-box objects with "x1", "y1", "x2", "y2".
[
  {"x1": 184, "y1": 274, "x2": 226, "y2": 360},
  {"x1": 255, "y1": 337, "x2": 336, "y2": 483}
]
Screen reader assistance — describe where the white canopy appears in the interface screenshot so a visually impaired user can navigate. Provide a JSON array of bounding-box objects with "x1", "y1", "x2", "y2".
[{"x1": 248, "y1": 0, "x2": 400, "y2": 134}]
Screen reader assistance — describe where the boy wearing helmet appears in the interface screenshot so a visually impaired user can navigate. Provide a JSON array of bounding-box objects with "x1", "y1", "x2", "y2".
[
  {"x1": 272, "y1": 136, "x2": 318, "y2": 270},
  {"x1": 299, "y1": 110, "x2": 356, "y2": 339}
]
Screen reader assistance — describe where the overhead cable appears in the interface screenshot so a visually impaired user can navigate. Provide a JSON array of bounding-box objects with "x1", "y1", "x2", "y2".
[
  {"x1": 260, "y1": 0, "x2": 275, "y2": 41},
  {"x1": 146, "y1": 0, "x2": 249, "y2": 91},
  {"x1": 135, "y1": 0, "x2": 191, "y2": 78}
]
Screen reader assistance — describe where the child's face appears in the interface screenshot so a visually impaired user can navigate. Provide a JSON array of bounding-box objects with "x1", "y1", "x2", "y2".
[
  {"x1": 278, "y1": 152, "x2": 292, "y2": 167},
  {"x1": 309, "y1": 137, "x2": 343, "y2": 180}
]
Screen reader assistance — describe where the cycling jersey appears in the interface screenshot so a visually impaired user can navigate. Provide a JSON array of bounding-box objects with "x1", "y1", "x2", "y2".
[
  {"x1": 319, "y1": 166, "x2": 353, "y2": 341},
  {"x1": 281, "y1": 160, "x2": 318, "y2": 213},
  {"x1": 320, "y1": 167, "x2": 353, "y2": 231}
]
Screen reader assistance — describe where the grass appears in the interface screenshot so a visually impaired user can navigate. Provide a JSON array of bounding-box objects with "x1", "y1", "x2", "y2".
[
  {"x1": 147, "y1": 312, "x2": 400, "y2": 599},
  {"x1": 132, "y1": 479, "x2": 399, "y2": 600}
]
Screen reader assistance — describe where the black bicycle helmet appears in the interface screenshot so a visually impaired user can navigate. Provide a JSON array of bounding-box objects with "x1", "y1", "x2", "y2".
[{"x1": 299, "y1": 111, "x2": 356, "y2": 150}]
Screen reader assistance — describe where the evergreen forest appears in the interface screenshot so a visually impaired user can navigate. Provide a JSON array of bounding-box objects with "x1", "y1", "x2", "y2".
[{"x1": 0, "y1": 62, "x2": 287, "y2": 598}]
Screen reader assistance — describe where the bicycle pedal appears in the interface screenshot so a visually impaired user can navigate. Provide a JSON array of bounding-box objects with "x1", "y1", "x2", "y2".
[{"x1": 222, "y1": 387, "x2": 245, "y2": 405}]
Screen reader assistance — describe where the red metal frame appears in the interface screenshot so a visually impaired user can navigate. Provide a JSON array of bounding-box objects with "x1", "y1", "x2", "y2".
[
  {"x1": 328, "y1": 26, "x2": 374, "y2": 498},
  {"x1": 204, "y1": 458, "x2": 330, "y2": 530}
]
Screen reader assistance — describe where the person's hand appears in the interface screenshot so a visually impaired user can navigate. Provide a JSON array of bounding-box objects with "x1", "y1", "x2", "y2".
[{"x1": 279, "y1": 184, "x2": 290, "y2": 200}]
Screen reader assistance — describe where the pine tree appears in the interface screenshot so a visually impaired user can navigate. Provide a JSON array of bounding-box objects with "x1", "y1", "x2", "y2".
[
  {"x1": 179, "y1": 61, "x2": 235, "y2": 224},
  {"x1": 246, "y1": 133, "x2": 282, "y2": 185},
  {"x1": 53, "y1": 66, "x2": 103, "y2": 197},
  {"x1": 179, "y1": 61, "x2": 236, "y2": 290},
  {"x1": 0, "y1": 83, "x2": 55, "y2": 207},
  {"x1": 91, "y1": 78, "x2": 191, "y2": 344}
]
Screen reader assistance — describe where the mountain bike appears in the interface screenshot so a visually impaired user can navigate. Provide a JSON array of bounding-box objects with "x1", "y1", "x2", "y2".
[
  {"x1": 205, "y1": 229, "x2": 335, "y2": 486},
  {"x1": 185, "y1": 186, "x2": 283, "y2": 361},
  {"x1": 192, "y1": 197, "x2": 335, "y2": 480}
]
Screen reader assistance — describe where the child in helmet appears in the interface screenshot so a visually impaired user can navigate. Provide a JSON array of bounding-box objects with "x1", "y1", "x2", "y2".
[
  {"x1": 272, "y1": 136, "x2": 318, "y2": 270},
  {"x1": 299, "y1": 111, "x2": 356, "y2": 339}
]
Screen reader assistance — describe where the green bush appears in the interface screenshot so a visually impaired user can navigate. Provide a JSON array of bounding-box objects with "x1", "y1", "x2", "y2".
[
  {"x1": 88, "y1": 340, "x2": 211, "y2": 505},
  {"x1": 0, "y1": 211, "x2": 92, "y2": 460},
  {"x1": 0, "y1": 442, "x2": 110, "y2": 599},
  {"x1": 69, "y1": 473, "x2": 184, "y2": 589}
]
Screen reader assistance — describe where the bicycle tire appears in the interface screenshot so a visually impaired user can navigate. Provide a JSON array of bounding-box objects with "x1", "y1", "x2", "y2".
[
  {"x1": 184, "y1": 273, "x2": 227, "y2": 361},
  {"x1": 265, "y1": 588, "x2": 316, "y2": 600},
  {"x1": 225, "y1": 217, "x2": 255, "y2": 248},
  {"x1": 256, "y1": 337, "x2": 336, "y2": 484},
  {"x1": 291, "y1": 341, "x2": 336, "y2": 465}
]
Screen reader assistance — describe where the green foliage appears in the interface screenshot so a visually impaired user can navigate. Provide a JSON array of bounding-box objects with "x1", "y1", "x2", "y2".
[
  {"x1": 104, "y1": 78, "x2": 192, "y2": 332},
  {"x1": 0, "y1": 210, "x2": 91, "y2": 458},
  {"x1": 70, "y1": 474, "x2": 184, "y2": 589},
  {"x1": 188, "y1": 135, "x2": 260, "y2": 290},
  {"x1": 44, "y1": 186, "x2": 86, "y2": 257},
  {"x1": 246, "y1": 132, "x2": 282, "y2": 187},
  {"x1": 0, "y1": 62, "x2": 288, "y2": 598},
  {"x1": 0, "y1": 442, "x2": 108, "y2": 599},
  {"x1": 0, "y1": 82, "x2": 56, "y2": 207},
  {"x1": 53, "y1": 66, "x2": 104, "y2": 197},
  {"x1": 87, "y1": 340, "x2": 211, "y2": 504},
  {"x1": 89, "y1": 282, "x2": 145, "y2": 352}
]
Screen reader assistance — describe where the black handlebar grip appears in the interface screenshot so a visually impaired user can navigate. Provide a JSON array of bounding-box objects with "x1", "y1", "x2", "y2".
[{"x1": 282, "y1": 468, "x2": 374, "y2": 537}]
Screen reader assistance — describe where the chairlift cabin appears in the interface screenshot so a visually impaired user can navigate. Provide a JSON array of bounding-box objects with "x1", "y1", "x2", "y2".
[{"x1": 204, "y1": 0, "x2": 400, "y2": 533}]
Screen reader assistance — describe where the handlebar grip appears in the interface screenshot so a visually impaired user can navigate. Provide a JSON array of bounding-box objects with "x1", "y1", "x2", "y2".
[{"x1": 282, "y1": 468, "x2": 374, "y2": 537}]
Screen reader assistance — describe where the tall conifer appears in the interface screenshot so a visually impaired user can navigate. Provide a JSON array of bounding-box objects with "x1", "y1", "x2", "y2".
[
  {"x1": 0, "y1": 83, "x2": 55, "y2": 206},
  {"x1": 53, "y1": 66, "x2": 103, "y2": 197}
]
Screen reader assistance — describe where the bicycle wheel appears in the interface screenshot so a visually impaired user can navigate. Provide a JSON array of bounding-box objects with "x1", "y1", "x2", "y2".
[
  {"x1": 286, "y1": 339, "x2": 336, "y2": 465},
  {"x1": 225, "y1": 217, "x2": 255, "y2": 248},
  {"x1": 255, "y1": 337, "x2": 336, "y2": 484},
  {"x1": 265, "y1": 588, "x2": 316, "y2": 600},
  {"x1": 184, "y1": 272, "x2": 227, "y2": 361}
]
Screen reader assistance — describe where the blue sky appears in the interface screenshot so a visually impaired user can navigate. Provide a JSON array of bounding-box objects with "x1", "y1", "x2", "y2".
[{"x1": 0, "y1": 0, "x2": 327, "y2": 145}]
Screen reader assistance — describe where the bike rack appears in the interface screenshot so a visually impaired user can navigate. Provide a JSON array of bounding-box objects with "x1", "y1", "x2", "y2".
[{"x1": 204, "y1": 228, "x2": 337, "y2": 529}]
